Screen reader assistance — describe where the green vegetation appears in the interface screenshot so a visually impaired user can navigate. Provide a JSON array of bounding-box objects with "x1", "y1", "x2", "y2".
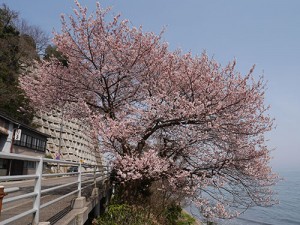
[
  {"x1": 44, "y1": 45, "x2": 68, "y2": 67},
  {"x1": 177, "y1": 211, "x2": 197, "y2": 225},
  {"x1": 44, "y1": 154, "x2": 53, "y2": 159},
  {"x1": 0, "y1": 4, "x2": 38, "y2": 124},
  {"x1": 92, "y1": 186, "x2": 199, "y2": 225},
  {"x1": 92, "y1": 202, "x2": 197, "y2": 225},
  {"x1": 91, "y1": 177, "x2": 202, "y2": 225},
  {"x1": 92, "y1": 204, "x2": 156, "y2": 225},
  {"x1": 0, "y1": 4, "x2": 50, "y2": 125}
]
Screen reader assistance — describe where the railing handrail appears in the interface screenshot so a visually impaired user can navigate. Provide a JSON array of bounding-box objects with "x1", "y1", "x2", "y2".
[
  {"x1": 0, "y1": 152, "x2": 110, "y2": 168},
  {"x1": 0, "y1": 174, "x2": 38, "y2": 182},
  {"x1": 0, "y1": 152, "x2": 41, "y2": 161},
  {"x1": 0, "y1": 152, "x2": 110, "y2": 225}
]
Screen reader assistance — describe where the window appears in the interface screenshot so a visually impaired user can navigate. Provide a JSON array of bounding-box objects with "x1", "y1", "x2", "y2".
[
  {"x1": 26, "y1": 136, "x2": 32, "y2": 148},
  {"x1": 32, "y1": 138, "x2": 37, "y2": 149},
  {"x1": 20, "y1": 134, "x2": 27, "y2": 146},
  {"x1": 24, "y1": 161, "x2": 35, "y2": 169},
  {"x1": 36, "y1": 139, "x2": 40, "y2": 150},
  {"x1": 0, "y1": 159, "x2": 8, "y2": 169},
  {"x1": 39, "y1": 141, "x2": 46, "y2": 151},
  {"x1": 14, "y1": 132, "x2": 46, "y2": 152},
  {"x1": 0, "y1": 134, "x2": 7, "y2": 150}
]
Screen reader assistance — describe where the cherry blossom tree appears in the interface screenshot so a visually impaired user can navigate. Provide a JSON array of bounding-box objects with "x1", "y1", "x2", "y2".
[{"x1": 20, "y1": 1, "x2": 277, "y2": 219}]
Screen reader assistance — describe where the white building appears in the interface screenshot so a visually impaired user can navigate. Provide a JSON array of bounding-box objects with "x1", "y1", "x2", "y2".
[
  {"x1": 33, "y1": 110, "x2": 102, "y2": 166},
  {"x1": 0, "y1": 112, "x2": 49, "y2": 175}
]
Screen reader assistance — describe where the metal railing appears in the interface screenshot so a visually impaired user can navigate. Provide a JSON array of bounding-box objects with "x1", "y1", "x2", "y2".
[{"x1": 0, "y1": 152, "x2": 110, "y2": 225}]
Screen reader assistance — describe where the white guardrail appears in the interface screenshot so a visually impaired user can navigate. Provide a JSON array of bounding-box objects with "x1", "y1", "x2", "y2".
[{"x1": 0, "y1": 152, "x2": 110, "y2": 225}]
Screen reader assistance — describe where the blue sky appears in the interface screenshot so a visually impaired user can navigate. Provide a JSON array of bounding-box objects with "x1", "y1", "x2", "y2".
[{"x1": 2, "y1": 0, "x2": 300, "y2": 171}]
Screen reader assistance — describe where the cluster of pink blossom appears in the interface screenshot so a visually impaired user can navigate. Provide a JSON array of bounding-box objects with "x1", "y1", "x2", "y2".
[{"x1": 114, "y1": 149, "x2": 169, "y2": 182}]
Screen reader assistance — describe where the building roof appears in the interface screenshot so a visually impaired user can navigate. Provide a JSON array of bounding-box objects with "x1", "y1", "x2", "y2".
[{"x1": 0, "y1": 111, "x2": 50, "y2": 138}]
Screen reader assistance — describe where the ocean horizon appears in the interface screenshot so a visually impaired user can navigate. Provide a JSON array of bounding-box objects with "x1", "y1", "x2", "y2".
[{"x1": 187, "y1": 170, "x2": 300, "y2": 225}]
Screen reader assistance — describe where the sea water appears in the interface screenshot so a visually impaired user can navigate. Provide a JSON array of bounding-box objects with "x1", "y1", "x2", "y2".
[{"x1": 188, "y1": 170, "x2": 300, "y2": 225}]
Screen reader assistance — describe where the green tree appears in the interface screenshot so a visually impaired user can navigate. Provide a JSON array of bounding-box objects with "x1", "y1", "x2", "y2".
[
  {"x1": 44, "y1": 45, "x2": 68, "y2": 66},
  {"x1": 0, "y1": 4, "x2": 37, "y2": 124}
]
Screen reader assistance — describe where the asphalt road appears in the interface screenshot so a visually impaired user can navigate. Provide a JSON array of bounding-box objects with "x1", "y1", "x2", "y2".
[{"x1": 0, "y1": 173, "x2": 107, "y2": 225}]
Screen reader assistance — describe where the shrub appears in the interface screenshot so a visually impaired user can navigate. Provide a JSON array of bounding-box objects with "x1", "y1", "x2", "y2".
[{"x1": 93, "y1": 203, "x2": 156, "y2": 225}]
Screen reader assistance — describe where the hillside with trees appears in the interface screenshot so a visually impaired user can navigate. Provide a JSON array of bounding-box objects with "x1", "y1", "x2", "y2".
[{"x1": 0, "y1": 4, "x2": 48, "y2": 124}]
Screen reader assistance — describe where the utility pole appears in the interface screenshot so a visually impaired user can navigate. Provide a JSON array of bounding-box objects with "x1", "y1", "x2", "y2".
[{"x1": 57, "y1": 109, "x2": 64, "y2": 172}]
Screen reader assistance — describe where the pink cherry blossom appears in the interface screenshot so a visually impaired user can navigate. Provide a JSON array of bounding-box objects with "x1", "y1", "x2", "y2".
[{"x1": 20, "y1": 1, "x2": 278, "y2": 219}]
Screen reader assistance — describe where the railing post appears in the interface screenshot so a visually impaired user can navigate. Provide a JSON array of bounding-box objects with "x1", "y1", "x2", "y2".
[
  {"x1": 0, "y1": 185, "x2": 6, "y2": 216},
  {"x1": 73, "y1": 162, "x2": 86, "y2": 212},
  {"x1": 78, "y1": 162, "x2": 82, "y2": 198},
  {"x1": 32, "y1": 157, "x2": 43, "y2": 225}
]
